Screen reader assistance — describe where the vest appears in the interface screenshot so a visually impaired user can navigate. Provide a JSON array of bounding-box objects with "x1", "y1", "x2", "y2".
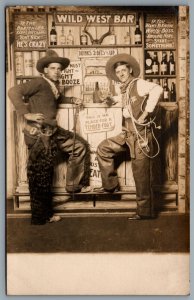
[{"x1": 123, "y1": 79, "x2": 147, "y2": 133}]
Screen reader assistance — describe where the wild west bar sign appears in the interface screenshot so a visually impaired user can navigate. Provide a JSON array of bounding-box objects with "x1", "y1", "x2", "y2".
[{"x1": 54, "y1": 13, "x2": 136, "y2": 24}]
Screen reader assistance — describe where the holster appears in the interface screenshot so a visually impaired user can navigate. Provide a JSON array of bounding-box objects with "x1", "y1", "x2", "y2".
[
  {"x1": 126, "y1": 134, "x2": 136, "y2": 158},
  {"x1": 23, "y1": 123, "x2": 57, "y2": 153},
  {"x1": 122, "y1": 126, "x2": 136, "y2": 159}
]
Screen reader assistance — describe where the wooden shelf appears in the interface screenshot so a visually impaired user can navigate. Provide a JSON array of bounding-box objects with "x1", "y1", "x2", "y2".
[
  {"x1": 145, "y1": 48, "x2": 176, "y2": 51},
  {"x1": 159, "y1": 102, "x2": 178, "y2": 109},
  {"x1": 144, "y1": 75, "x2": 176, "y2": 78},
  {"x1": 14, "y1": 44, "x2": 143, "y2": 52},
  {"x1": 85, "y1": 74, "x2": 106, "y2": 76},
  {"x1": 47, "y1": 44, "x2": 143, "y2": 48}
]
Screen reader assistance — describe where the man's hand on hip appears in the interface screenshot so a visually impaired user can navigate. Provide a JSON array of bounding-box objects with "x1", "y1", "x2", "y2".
[{"x1": 24, "y1": 113, "x2": 45, "y2": 124}]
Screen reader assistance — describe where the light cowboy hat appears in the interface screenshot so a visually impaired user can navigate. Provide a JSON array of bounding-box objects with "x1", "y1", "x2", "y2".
[
  {"x1": 105, "y1": 53, "x2": 140, "y2": 82},
  {"x1": 36, "y1": 50, "x2": 70, "y2": 73}
]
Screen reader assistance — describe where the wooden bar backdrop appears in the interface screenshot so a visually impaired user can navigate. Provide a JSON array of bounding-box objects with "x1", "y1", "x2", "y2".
[{"x1": 6, "y1": 6, "x2": 190, "y2": 213}]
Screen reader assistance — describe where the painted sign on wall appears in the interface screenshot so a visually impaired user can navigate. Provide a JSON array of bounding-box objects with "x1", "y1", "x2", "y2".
[
  {"x1": 14, "y1": 14, "x2": 47, "y2": 49},
  {"x1": 145, "y1": 14, "x2": 176, "y2": 49}
]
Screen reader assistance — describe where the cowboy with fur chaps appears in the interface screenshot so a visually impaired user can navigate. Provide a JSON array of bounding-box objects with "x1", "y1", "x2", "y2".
[{"x1": 9, "y1": 50, "x2": 91, "y2": 225}]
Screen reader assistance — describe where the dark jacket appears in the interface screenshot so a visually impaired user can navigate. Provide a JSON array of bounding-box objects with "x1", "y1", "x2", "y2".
[{"x1": 8, "y1": 77, "x2": 62, "y2": 126}]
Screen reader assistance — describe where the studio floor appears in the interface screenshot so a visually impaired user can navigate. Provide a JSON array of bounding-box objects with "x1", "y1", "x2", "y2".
[{"x1": 6, "y1": 198, "x2": 189, "y2": 253}]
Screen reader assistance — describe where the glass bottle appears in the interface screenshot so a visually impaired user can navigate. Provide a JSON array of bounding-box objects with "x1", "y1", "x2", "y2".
[
  {"x1": 145, "y1": 51, "x2": 153, "y2": 75},
  {"x1": 134, "y1": 20, "x2": 142, "y2": 44},
  {"x1": 161, "y1": 51, "x2": 168, "y2": 75},
  {"x1": 152, "y1": 52, "x2": 159, "y2": 75},
  {"x1": 93, "y1": 82, "x2": 101, "y2": 103},
  {"x1": 50, "y1": 21, "x2": 57, "y2": 46},
  {"x1": 59, "y1": 26, "x2": 66, "y2": 45},
  {"x1": 67, "y1": 29, "x2": 74, "y2": 45},
  {"x1": 80, "y1": 31, "x2": 88, "y2": 45},
  {"x1": 168, "y1": 51, "x2": 176, "y2": 75},
  {"x1": 163, "y1": 78, "x2": 170, "y2": 101},
  {"x1": 170, "y1": 82, "x2": 176, "y2": 101},
  {"x1": 124, "y1": 31, "x2": 131, "y2": 45}
]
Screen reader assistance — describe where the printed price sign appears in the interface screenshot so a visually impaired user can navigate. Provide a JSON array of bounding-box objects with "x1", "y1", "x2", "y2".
[
  {"x1": 81, "y1": 112, "x2": 115, "y2": 134},
  {"x1": 14, "y1": 14, "x2": 47, "y2": 49},
  {"x1": 78, "y1": 48, "x2": 118, "y2": 58}
]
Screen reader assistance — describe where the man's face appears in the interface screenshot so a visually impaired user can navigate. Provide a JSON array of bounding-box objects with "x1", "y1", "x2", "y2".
[
  {"x1": 44, "y1": 63, "x2": 62, "y2": 81},
  {"x1": 115, "y1": 64, "x2": 132, "y2": 83}
]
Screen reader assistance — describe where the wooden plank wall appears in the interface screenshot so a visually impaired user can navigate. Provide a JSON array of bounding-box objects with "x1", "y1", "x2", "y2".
[{"x1": 178, "y1": 6, "x2": 190, "y2": 213}]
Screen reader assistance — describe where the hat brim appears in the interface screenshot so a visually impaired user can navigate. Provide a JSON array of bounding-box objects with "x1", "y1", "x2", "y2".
[
  {"x1": 36, "y1": 57, "x2": 70, "y2": 73},
  {"x1": 105, "y1": 53, "x2": 140, "y2": 82}
]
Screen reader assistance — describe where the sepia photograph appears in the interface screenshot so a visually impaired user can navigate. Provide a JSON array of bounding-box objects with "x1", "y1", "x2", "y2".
[{"x1": 5, "y1": 4, "x2": 190, "y2": 295}]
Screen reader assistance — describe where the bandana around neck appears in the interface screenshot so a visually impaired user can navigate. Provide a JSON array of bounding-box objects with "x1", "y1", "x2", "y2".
[
  {"x1": 42, "y1": 75, "x2": 60, "y2": 99},
  {"x1": 120, "y1": 76, "x2": 135, "y2": 94}
]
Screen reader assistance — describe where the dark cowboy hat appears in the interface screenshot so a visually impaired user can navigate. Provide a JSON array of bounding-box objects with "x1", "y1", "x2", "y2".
[
  {"x1": 105, "y1": 53, "x2": 140, "y2": 82},
  {"x1": 36, "y1": 50, "x2": 70, "y2": 73}
]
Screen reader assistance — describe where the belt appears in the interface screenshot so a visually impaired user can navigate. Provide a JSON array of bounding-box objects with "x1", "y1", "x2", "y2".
[{"x1": 23, "y1": 123, "x2": 57, "y2": 137}]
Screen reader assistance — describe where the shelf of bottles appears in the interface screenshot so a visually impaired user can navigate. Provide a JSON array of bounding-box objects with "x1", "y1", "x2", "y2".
[
  {"x1": 145, "y1": 50, "x2": 177, "y2": 102},
  {"x1": 48, "y1": 15, "x2": 143, "y2": 47}
]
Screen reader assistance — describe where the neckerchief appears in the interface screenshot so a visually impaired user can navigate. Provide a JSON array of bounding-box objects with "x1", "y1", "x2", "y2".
[
  {"x1": 42, "y1": 75, "x2": 60, "y2": 99},
  {"x1": 120, "y1": 76, "x2": 135, "y2": 94}
]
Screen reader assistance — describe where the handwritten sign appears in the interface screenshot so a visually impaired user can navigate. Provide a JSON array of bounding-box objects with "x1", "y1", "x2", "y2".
[
  {"x1": 14, "y1": 14, "x2": 47, "y2": 49},
  {"x1": 145, "y1": 14, "x2": 176, "y2": 49},
  {"x1": 61, "y1": 61, "x2": 82, "y2": 86},
  {"x1": 55, "y1": 14, "x2": 136, "y2": 25},
  {"x1": 81, "y1": 112, "x2": 115, "y2": 134},
  {"x1": 78, "y1": 48, "x2": 118, "y2": 58}
]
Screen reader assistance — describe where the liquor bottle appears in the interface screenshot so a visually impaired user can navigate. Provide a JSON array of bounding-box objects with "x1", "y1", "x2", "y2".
[
  {"x1": 109, "y1": 28, "x2": 116, "y2": 45},
  {"x1": 67, "y1": 29, "x2": 74, "y2": 45},
  {"x1": 124, "y1": 31, "x2": 131, "y2": 45},
  {"x1": 50, "y1": 21, "x2": 57, "y2": 46},
  {"x1": 134, "y1": 20, "x2": 142, "y2": 44},
  {"x1": 152, "y1": 52, "x2": 159, "y2": 75},
  {"x1": 145, "y1": 52, "x2": 153, "y2": 75},
  {"x1": 80, "y1": 31, "x2": 88, "y2": 45},
  {"x1": 59, "y1": 26, "x2": 66, "y2": 45},
  {"x1": 163, "y1": 78, "x2": 170, "y2": 101},
  {"x1": 170, "y1": 82, "x2": 176, "y2": 101},
  {"x1": 168, "y1": 51, "x2": 176, "y2": 75},
  {"x1": 160, "y1": 51, "x2": 168, "y2": 75},
  {"x1": 93, "y1": 82, "x2": 101, "y2": 103}
]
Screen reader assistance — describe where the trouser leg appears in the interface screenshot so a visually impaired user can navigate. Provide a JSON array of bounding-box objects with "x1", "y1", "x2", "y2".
[
  {"x1": 131, "y1": 139, "x2": 152, "y2": 217},
  {"x1": 97, "y1": 136, "x2": 126, "y2": 191},
  {"x1": 58, "y1": 138, "x2": 87, "y2": 192}
]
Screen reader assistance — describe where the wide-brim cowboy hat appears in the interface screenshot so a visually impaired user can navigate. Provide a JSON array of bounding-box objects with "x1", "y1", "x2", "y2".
[
  {"x1": 36, "y1": 50, "x2": 70, "y2": 73},
  {"x1": 106, "y1": 53, "x2": 140, "y2": 82}
]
